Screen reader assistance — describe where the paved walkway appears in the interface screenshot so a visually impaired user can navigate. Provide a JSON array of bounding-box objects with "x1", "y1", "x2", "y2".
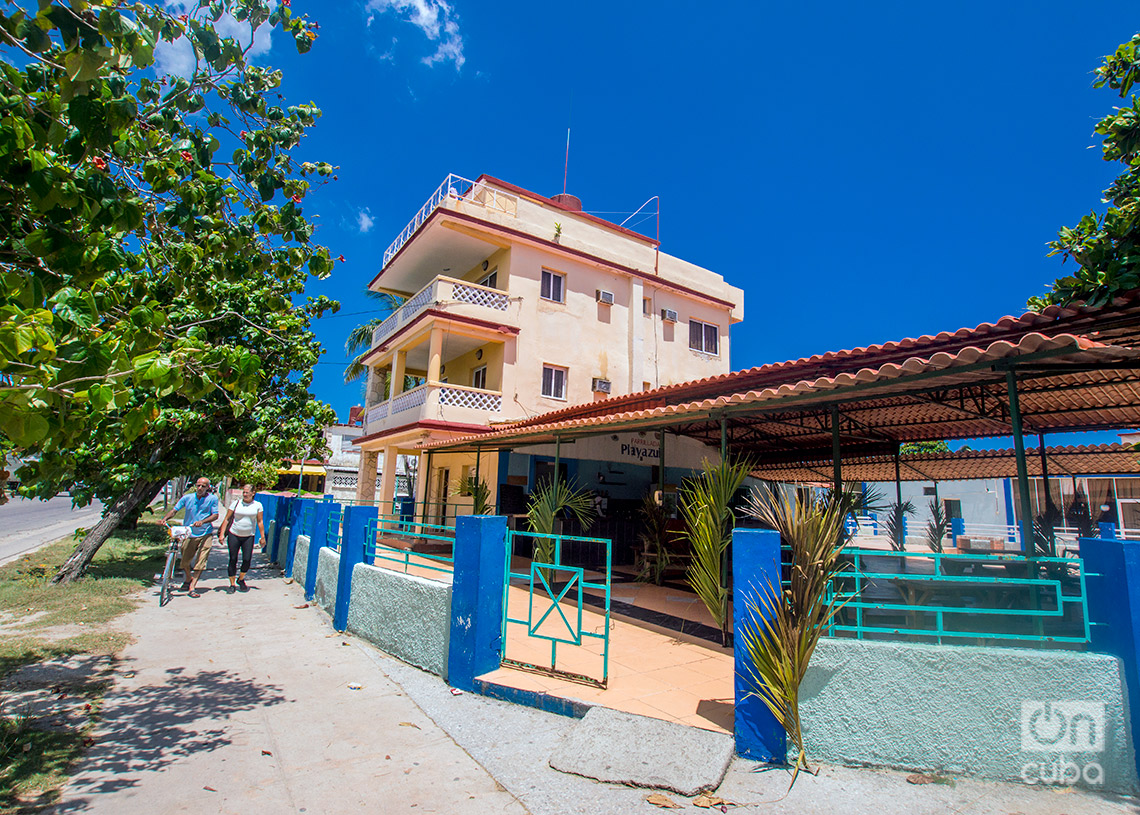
[{"x1": 53, "y1": 549, "x2": 527, "y2": 814}]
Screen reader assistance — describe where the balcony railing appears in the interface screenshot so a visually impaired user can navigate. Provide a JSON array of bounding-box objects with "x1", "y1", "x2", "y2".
[
  {"x1": 364, "y1": 382, "x2": 503, "y2": 436},
  {"x1": 370, "y1": 276, "x2": 512, "y2": 349},
  {"x1": 383, "y1": 173, "x2": 518, "y2": 268}
]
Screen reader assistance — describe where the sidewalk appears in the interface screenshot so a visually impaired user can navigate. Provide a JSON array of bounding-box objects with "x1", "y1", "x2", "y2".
[
  {"x1": 53, "y1": 548, "x2": 526, "y2": 814},
  {"x1": 54, "y1": 545, "x2": 1133, "y2": 815}
]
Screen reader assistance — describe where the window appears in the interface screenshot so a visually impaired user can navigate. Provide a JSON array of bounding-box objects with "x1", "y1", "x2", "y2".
[
  {"x1": 541, "y1": 365, "x2": 567, "y2": 400},
  {"x1": 642, "y1": 381, "x2": 652, "y2": 391},
  {"x1": 688, "y1": 319, "x2": 719, "y2": 355},
  {"x1": 472, "y1": 365, "x2": 487, "y2": 390},
  {"x1": 540, "y1": 269, "x2": 565, "y2": 303},
  {"x1": 642, "y1": 297, "x2": 651, "y2": 315},
  {"x1": 480, "y1": 269, "x2": 498, "y2": 289},
  {"x1": 944, "y1": 499, "x2": 962, "y2": 519}
]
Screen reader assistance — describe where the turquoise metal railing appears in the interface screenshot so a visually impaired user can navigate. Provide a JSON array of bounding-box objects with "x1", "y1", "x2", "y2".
[
  {"x1": 819, "y1": 548, "x2": 1091, "y2": 646},
  {"x1": 362, "y1": 516, "x2": 455, "y2": 578},
  {"x1": 327, "y1": 510, "x2": 342, "y2": 551},
  {"x1": 503, "y1": 529, "x2": 612, "y2": 688}
]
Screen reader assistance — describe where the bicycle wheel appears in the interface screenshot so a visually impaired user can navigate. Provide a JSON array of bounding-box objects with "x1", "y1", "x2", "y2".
[{"x1": 159, "y1": 547, "x2": 178, "y2": 606}]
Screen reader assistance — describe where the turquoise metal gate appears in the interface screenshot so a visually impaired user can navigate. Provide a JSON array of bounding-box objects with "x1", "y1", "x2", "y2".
[{"x1": 502, "y1": 530, "x2": 612, "y2": 688}]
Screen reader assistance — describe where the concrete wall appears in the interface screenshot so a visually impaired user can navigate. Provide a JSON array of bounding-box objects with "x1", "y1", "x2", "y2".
[
  {"x1": 866, "y1": 478, "x2": 1008, "y2": 530},
  {"x1": 275, "y1": 525, "x2": 290, "y2": 569},
  {"x1": 346, "y1": 563, "x2": 453, "y2": 678},
  {"x1": 313, "y1": 546, "x2": 339, "y2": 616},
  {"x1": 292, "y1": 534, "x2": 310, "y2": 583},
  {"x1": 799, "y1": 638, "x2": 1138, "y2": 794}
]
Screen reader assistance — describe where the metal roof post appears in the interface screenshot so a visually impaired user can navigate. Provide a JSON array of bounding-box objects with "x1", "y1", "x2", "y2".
[
  {"x1": 1038, "y1": 433, "x2": 1056, "y2": 556},
  {"x1": 474, "y1": 444, "x2": 481, "y2": 507},
  {"x1": 421, "y1": 450, "x2": 433, "y2": 526},
  {"x1": 554, "y1": 434, "x2": 561, "y2": 477},
  {"x1": 893, "y1": 443, "x2": 902, "y2": 507},
  {"x1": 1006, "y1": 369, "x2": 1034, "y2": 557},
  {"x1": 658, "y1": 430, "x2": 666, "y2": 496},
  {"x1": 720, "y1": 414, "x2": 727, "y2": 461},
  {"x1": 830, "y1": 405, "x2": 842, "y2": 494}
]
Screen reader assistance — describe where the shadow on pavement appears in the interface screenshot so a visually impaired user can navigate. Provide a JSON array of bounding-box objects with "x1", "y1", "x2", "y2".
[{"x1": 55, "y1": 668, "x2": 287, "y2": 809}]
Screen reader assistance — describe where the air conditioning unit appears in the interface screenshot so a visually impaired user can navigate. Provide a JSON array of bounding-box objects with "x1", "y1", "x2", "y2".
[
  {"x1": 595, "y1": 289, "x2": 615, "y2": 305},
  {"x1": 660, "y1": 308, "x2": 678, "y2": 323},
  {"x1": 591, "y1": 377, "x2": 612, "y2": 394}
]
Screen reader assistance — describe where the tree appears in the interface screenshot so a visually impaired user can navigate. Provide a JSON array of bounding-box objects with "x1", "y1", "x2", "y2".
[
  {"x1": 343, "y1": 289, "x2": 404, "y2": 385},
  {"x1": 0, "y1": 1, "x2": 338, "y2": 581},
  {"x1": 1029, "y1": 34, "x2": 1140, "y2": 309},
  {"x1": 899, "y1": 440, "x2": 950, "y2": 455}
]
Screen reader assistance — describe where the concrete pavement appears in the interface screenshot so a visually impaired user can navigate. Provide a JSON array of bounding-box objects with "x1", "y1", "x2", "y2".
[{"x1": 53, "y1": 549, "x2": 527, "y2": 814}]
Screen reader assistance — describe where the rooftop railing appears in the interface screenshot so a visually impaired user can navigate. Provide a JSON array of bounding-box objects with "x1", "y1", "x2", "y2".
[{"x1": 383, "y1": 173, "x2": 518, "y2": 268}]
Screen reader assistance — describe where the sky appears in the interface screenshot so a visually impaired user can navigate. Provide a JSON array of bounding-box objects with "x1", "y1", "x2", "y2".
[{"x1": 227, "y1": 1, "x2": 1137, "y2": 448}]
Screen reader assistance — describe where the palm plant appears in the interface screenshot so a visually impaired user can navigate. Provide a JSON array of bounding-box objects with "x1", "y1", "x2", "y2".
[
  {"x1": 884, "y1": 500, "x2": 916, "y2": 551},
  {"x1": 680, "y1": 457, "x2": 754, "y2": 644},
  {"x1": 738, "y1": 484, "x2": 858, "y2": 781},
  {"x1": 526, "y1": 477, "x2": 597, "y2": 580},
  {"x1": 823, "y1": 483, "x2": 884, "y2": 547},
  {"x1": 925, "y1": 499, "x2": 949, "y2": 553},
  {"x1": 452, "y1": 473, "x2": 491, "y2": 515},
  {"x1": 636, "y1": 494, "x2": 672, "y2": 585},
  {"x1": 343, "y1": 290, "x2": 406, "y2": 385}
]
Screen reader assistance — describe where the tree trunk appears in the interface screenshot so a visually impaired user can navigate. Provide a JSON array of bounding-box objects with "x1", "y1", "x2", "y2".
[{"x1": 52, "y1": 477, "x2": 165, "y2": 584}]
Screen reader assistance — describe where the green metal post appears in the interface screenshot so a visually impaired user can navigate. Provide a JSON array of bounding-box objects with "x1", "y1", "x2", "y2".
[
  {"x1": 474, "y1": 445, "x2": 481, "y2": 490},
  {"x1": 658, "y1": 430, "x2": 666, "y2": 496},
  {"x1": 720, "y1": 414, "x2": 727, "y2": 461},
  {"x1": 296, "y1": 459, "x2": 304, "y2": 497},
  {"x1": 1005, "y1": 369, "x2": 1034, "y2": 556},
  {"x1": 893, "y1": 444, "x2": 902, "y2": 507},
  {"x1": 830, "y1": 405, "x2": 842, "y2": 494},
  {"x1": 553, "y1": 435, "x2": 561, "y2": 478},
  {"x1": 719, "y1": 414, "x2": 731, "y2": 646}
]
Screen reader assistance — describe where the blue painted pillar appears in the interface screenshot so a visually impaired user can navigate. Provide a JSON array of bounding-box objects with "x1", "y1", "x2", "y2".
[
  {"x1": 950, "y1": 517, "x2": 964, "y2": 547},
  {"x1": 333, "y1": 504, "x2": 377, "y2": 632},
  {"x1": 257, "y1": 493, "x2": 278, "y2": 550},
  {"x1": 1003, "y1": 479, "x2": 1016, "y2": 541},
  {"x1": 1100, "y1": 522, "x2": 1118, "y2": 540},
  {"x1": 1082, "y1": 536, "x2": 1140, "y2": 781},
  {"x1": 731, "y1": 528, "x2": 788, "y2": 763},
  {"x1": 286, "y1": 497, "x2": 314, "y2": 575},
  {"x1": 448, "y1": 515, "x2": 508, "y2": 691},
  {"x1": 270, "y1": 496, "x2": 294, "y2": 563},
  {"x1": 307, "y1": 501, "x2": 338, "y2": 601}
]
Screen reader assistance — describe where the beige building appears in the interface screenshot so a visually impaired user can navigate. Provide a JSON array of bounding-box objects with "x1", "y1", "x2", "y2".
[{"x1": 353, "y1": 174, "x2": 743, "y2": 522}]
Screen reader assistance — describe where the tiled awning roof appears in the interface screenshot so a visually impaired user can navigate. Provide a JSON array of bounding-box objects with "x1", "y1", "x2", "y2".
[
  {"x1": 749, "y1": 444, "x2": 1140, "y2": 483},
  {"x1": 424, "y1": 291, "x2": 1140, "y2": 464}
]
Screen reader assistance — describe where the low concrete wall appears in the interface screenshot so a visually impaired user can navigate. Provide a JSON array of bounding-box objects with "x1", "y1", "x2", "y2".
[
  {"x1": 292, "y1": 535, "x2": 311, "y2": 583},
  {"x1": 275, "y1": 526, "x2": 290, "y2": 569},
  {"x1": 313, "y1": 546, "x2": 339, "y2": 616},
  {"x1": 346, "y1": 564, "x2": 453, "y2": 678},
  {"x1": 800, "y1": 638, "x2": 1138, "y2": 794}
]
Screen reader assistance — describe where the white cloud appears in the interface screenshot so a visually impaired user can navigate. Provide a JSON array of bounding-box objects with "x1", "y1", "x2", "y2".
[
  {"x1": 364, "y1": 0, "x2": 465, "y2": 70},
  {"x1": 154, "y1": 2, "x2": 273, "y2": 78},
  {"x1": 357, "y1": 209, "x2": 375, "y2": 234}
]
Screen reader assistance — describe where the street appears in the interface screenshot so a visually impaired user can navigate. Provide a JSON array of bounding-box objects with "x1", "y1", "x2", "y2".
[{"x1": 0, "y1": 495, "x2": 104, "y2": 564}]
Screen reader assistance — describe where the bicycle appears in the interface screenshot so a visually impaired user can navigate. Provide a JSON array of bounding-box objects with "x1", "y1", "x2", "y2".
[{"x1": 159, "y1": 524, "x2": 191, "y2": 606}]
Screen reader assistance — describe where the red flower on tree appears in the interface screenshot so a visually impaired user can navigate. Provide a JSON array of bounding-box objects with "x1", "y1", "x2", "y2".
[
  {"x1": 337, "y1": 255, "x2": 346, "y2": 263},
  {"x1": 91, "y1": 157, "x2": 108, "y2": 171},
  {"x1": 291, "y1": 194, "x2": 302, "y2": 204},
  {"x1": 180, "y1": 151, "x2": 193, "y2": 162},
  {"x1": 239, "y1": 130, "x2": 247, "y2": 140}
]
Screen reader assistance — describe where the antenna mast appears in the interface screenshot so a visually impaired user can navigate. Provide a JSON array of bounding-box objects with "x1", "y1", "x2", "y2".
[{"x1": 562, "y1": 93, "x2": 572, "y2": 195}]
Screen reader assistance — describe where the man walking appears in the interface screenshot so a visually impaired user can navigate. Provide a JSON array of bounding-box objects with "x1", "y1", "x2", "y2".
[{"x1": 161, "y1": 477, "x2": 219, "y2": 598}]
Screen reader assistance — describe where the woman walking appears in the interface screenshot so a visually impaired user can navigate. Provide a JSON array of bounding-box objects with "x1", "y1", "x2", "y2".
[{"x1": 218, "y1": 484, "x2": 265, "y2": 593}]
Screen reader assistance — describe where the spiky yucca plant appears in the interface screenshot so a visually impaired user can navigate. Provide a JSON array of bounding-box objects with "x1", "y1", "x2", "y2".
[
  {"x1": 925, "y1": 499, "x2": 948, "y2": 553},
  {"x1": 636, "y1": 494, "x2": 672, "y2": 585},
  {"x1": 680, "y1": 458, "x2": 753, "y2": 643},
  {"x1": 452, "y1": 474, "x2": 491, "y2": 515},
  {"x1": 885, "y1": 500, "x2": 916, "y2": 551},
  {"x1": 526, "y1": 478, "x2": 597, "y2": 578},
  {"x1": 739, "y1": 484, "x2": 858, "y2": 780}
]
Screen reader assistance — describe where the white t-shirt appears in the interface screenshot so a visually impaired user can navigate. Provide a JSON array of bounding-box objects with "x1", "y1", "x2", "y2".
[{"x1": 228, "y1": 499, "x2": 263, "y2": 537}]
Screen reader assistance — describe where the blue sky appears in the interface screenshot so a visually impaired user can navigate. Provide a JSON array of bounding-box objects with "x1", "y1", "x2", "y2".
[{"x1": 251, "y1": 2, "x2": 1136, "y2": 447}]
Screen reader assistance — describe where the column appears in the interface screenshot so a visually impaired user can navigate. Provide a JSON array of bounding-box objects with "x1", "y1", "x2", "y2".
[
  {"x1": 378, "y1": 444, "x2": 399, "y2": 516},
  {"x1": 731, "y1": 527, "x2": 787, "y2": 762},
  {"x1": 448, "y1": 515, "x2": 508, "y2": 690},
  {"x1": 629, "y1": 277, "x2": 644, "y2": 391},
  {"x1": 427, "y1": 327, "x2": 444, "y2": 382},
  {"x1": 390, "y1": 349, "x2": 407, "y2": 399},
  {"x1": 333, "y1": 504, "x2": 378, "y2": 632},
  {"x1": 356, "y1": 449, "x2": 379, "y2": 503}
]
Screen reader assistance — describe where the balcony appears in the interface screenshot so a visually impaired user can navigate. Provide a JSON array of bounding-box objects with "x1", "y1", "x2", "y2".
[
  {"x1": 370, "y1": 276, "x2": 514, "y2": 351},
  {"x1": 384, "y1": 173, "x2": 518, "y2": 268},
  {"x1": 364, "y1": 382, "x2": 504, "y2": 436}
]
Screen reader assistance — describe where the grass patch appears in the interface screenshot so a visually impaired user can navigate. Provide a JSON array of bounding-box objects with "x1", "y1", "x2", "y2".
[{"x1": 0, "y1": 515, "x2": 168, "y2": 813}]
